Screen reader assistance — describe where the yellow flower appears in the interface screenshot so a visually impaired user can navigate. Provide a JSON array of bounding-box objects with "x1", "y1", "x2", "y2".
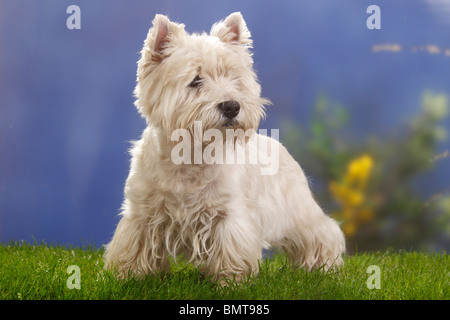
[
  {"x1": 347, "y1": 189, "x2": 364, "y2": 207},
  {"x1": 329, "y1": 154, "x2": 375, "y2": 238},
  {"x1": 329, "y1": 182, "x2": 364, "y2": 207},
  {"x1": 346, "y1": 154, "x2": 373, "y2": 185}
]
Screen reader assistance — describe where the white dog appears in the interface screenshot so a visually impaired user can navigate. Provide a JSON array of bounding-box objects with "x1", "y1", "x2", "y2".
[{"x1": 103, "y1": 12, "x2": 345, "y2": 281}]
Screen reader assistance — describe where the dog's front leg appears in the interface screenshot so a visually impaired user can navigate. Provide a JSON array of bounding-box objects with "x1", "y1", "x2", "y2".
[
  {"x1": 103, "y1": 211, "x2": 170, "y2": 278},
  {"x1": 200, "y1": 214, "x2": 262, "y2": 283}
]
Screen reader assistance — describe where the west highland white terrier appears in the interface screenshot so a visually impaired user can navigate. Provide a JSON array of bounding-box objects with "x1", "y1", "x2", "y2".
[{"x1": 103, "y1": 12, "x2": 345, "y2": 282}]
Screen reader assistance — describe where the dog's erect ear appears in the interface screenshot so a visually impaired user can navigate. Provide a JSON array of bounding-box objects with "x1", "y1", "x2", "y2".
[
  {"x1": 145, "y1": 14, "x2": 185, "y2": 63},
  {"x1": 210, "y1": 12, "x2": 252, "y2": 48}
]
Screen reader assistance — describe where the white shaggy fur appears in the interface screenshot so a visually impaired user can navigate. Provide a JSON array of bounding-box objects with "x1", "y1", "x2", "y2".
[{"x1": 103, "y1": 12, "x2": 346, "y2": 281}]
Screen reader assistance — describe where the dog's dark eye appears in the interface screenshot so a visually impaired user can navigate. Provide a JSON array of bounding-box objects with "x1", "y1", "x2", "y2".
[{"x1": 189, "y1": 75, "x2": 202, "y2": 88}]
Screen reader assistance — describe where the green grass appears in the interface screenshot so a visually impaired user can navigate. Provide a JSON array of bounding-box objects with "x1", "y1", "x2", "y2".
[{"x1": 0, "y1": 242, "x2": 448, "y2": 300}]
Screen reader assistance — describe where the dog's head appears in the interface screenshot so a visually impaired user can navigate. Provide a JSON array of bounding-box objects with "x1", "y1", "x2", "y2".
[{"x1": 134, "y1": 12, "x2": 270, "y2": 139}]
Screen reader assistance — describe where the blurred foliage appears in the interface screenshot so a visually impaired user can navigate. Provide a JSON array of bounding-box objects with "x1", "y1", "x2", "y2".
[{"x1": 282, "y1": 92, "x2": 450, "y2": 252}]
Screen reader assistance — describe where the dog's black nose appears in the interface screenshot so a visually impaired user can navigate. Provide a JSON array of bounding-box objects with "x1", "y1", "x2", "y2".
[{"x1": 218, "y1": 100, "x2": 240, "y2": 119}]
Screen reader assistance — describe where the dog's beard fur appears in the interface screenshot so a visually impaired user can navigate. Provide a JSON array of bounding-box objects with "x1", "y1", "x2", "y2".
[{"x1": 103, "y1": 12, "x2": 345, "y2": 282}]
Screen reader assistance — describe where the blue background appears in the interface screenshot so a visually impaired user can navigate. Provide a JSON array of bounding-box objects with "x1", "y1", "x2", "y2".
[{"x1": 1, "y1": 0, "x2": 449, "y2": 248}]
